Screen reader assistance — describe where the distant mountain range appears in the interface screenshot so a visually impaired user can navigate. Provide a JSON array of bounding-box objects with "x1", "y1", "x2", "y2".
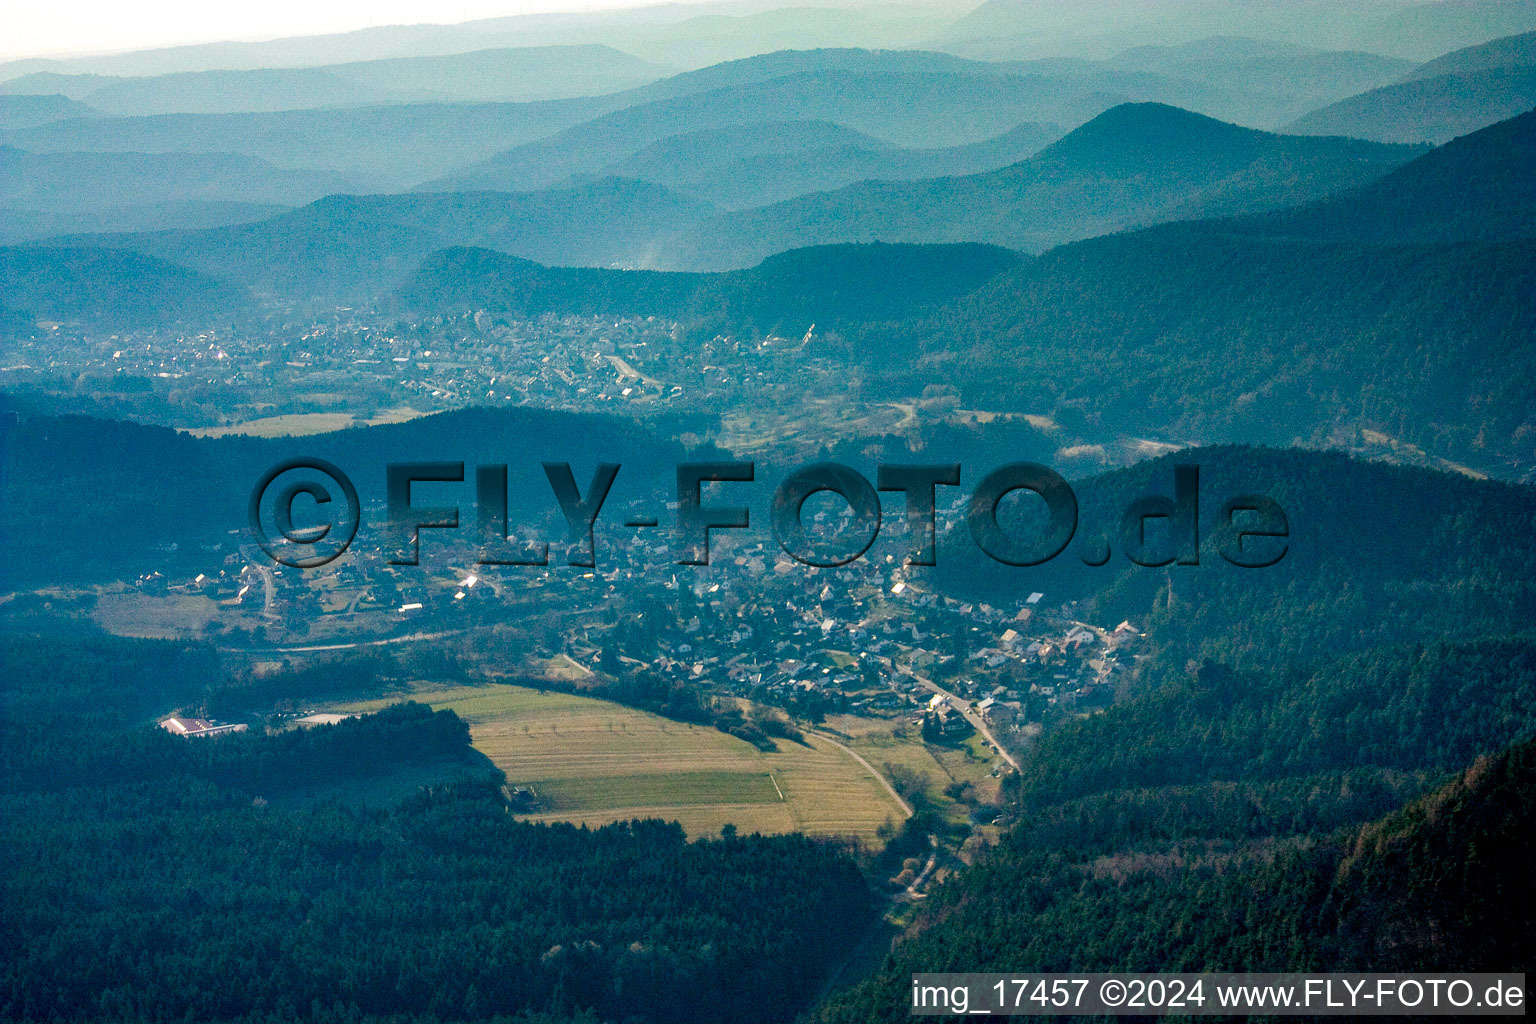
[
  {"x1": 1286, "y1": 30, "x2": 1536, "y2": 142},
  {"x1": 35, "y1": 179, "x2": 717, "y2": 302},
  {"x1": 0, "y1": 146, "x2": 350, "y2": 243},
  {"x1": 0, "y1": 3, "x2": 954, "y2": 79},
  {"x1": 0, "y1": 96, "x2": 620, "y2": 192},
  {"x1": 420, "y1": 61, "x2": 1222, "y2": 193},
  {"x1": 854, "y1": 109, "x2": 1536, "y2": 477},
  {"x1": 22, "y1": 101, "x2": 1426, "y2": 298},
  {"x1": 0, "y1": 45, "x2": 668, "y2": 115},
  {"x1": 661, "y1": 102, "x2": 1425, "y2": 269},
  {"x1": 0, "y1": 93, "x2": 100, "y2": 129},
  {"x1": 3, "y1": 35, "x2": 1507, "y2": 209},
  {"x1": 592, "y1": 120, "x2": 1060, "y2": 211},
  {"x1": 931, "y1": 0, "x2": 1536, "y2": 62}
]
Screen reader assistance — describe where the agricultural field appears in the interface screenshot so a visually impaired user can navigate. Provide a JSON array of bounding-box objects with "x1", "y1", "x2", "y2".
[
  {"x1": 822, "y1": 713, "x2": 1004, "y2": 823},
  {"x1": 334, "y1": 683, "x2": 912, "y2": 841},
  {"x1": 182, "y1": 405, "x2": 427, "y2": 438}
]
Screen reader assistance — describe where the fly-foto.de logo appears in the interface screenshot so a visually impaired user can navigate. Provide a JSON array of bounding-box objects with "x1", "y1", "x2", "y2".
[{"x1": 249, "y1": 460, "x2": 1289, "y2": 571}]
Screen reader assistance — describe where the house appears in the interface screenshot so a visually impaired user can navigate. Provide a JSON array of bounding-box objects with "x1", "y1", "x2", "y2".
[{"x1": 923, "y1": 706, "x2": 974, "y2": 740}]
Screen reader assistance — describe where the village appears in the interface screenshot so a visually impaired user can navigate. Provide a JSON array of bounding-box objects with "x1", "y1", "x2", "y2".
[{"x1": 127, "y1": 500, "x2": 1145, "y2": 762}]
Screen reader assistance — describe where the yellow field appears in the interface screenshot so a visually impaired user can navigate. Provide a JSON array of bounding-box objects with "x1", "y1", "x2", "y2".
[
  {"x1": 183, "y1": 405, "x2": 427, "y2": 439},
  {"x1": 335, "y1": 684, "x2": 910, "y2": 840}
]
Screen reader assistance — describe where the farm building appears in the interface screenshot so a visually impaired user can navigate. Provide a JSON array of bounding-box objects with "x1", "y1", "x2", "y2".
[{"x1": 159, "y1": 716, "x2": 247, "y2": 738}]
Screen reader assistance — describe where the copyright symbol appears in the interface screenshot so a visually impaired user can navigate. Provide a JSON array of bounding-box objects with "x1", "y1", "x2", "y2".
[
  {"x1": 248, "y1": 458, "x2": 360, "y2": 568},
  {"x1": 1100, "y1": 979, "x2": 1126, "y2": 1007}
]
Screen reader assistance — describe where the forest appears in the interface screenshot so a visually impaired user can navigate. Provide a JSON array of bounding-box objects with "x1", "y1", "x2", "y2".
[{"x1": 0, "y1": 635, "x2": 874, "y2": 1024}]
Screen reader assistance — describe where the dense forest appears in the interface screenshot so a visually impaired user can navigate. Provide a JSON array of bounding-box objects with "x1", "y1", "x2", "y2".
[
  {"x1": 0, "y1": 633, "x2": 873, "y2": 1024},
  {"x1": 816, "y1": 732, "x2": 1536, "y2": 1023},
  {"x1": 929, "y1": 445, "x2": 1536, "y2": 675}
]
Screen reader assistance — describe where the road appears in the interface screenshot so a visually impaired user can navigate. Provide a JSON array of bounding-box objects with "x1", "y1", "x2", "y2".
[
  {"x1": 895, "y1": 662, "x2": 1021, "y2": 772},
  {"x1": 238, "y1": 544, "x2": 279, "y2": 619},
  {"x1": 902, "y1": 834, "x2": 940, "y2": 900}
]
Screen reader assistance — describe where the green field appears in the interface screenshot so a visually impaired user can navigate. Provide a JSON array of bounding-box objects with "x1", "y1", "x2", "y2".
[{"x1": 335, "y1": 683, "x2": 910, "y2": 840}]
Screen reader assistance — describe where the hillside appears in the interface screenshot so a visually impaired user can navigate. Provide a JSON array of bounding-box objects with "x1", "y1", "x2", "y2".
[
  {"x1": 1397, "y1": 28, "x2": 1536, "y2": 81},
  {"x1": 1223, "y1": 108, "x2": 1536, "y2": 244},
  {"x1": 869, "y1": 227, "x2": 1536, "y2": 478},
  {"x1": 815, "y1": 713, "x2": 1536, "y2": 1023},
  {"x1": 47, "y1": 179, "x2": 718, "y2": 302},
  {"x1": 927, "y1": 444, "x2": 1536, "y2": 679},
  {"x1": 396, "y1": 241, "x2": 1025, "y2": 330},
  {"x1": 0, "y1": 146, "x2": 351, "y2": 242},
  {"x1": 589, "y1": 120, "x2": 1060, "y2": 210},
  {"x1": 0, "y1": 403, "x2": 701, "y2": 589},
  {"x1": 663, "y1": 102, "x2": 1423, "y2": 269},
  {"x1": 0, "y1": 245, "x2": 248, "y2": 327},
  {"x1": 839, "y1": 108, "x2": 1536, "y2": 478},
  {"x1": 1285, "y1": 64, "x2": 1536, "y2": 143}
]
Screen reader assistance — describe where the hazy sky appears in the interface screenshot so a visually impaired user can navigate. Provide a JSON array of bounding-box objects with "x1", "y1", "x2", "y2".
[{"x1": 2, "y1": 0, "x2": 670, "y2": 61}]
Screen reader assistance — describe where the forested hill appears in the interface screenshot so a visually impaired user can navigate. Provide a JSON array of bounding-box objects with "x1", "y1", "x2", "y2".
[
  {"x1": 0, "y1": 244, "x2": 250, "y2": 327},
  {"x1": 0, "y1": 403, "x2": 709, "y2": 589},
  {"x1": 1219, "y1": 108, "x2": 1536, "y2": 244},
  {"x1": 816, "y1": 729, "x2": 1536, "y2": 1023},
  {"x1": 861, "y1": 227, "x2": 1536, "y2": 478},
  {"x1": 30, "y1": 178, "x2": 717, "y2": 306},
  {"x1": 812, "y1": 442, "x2": 1536, "y2": 1020},
  {"x1": 396, "y1": 241, "x2": 1025, "y2": 330},
  {"x1": 922, "y1": 445, "x2": 1536, "y2": 723}
]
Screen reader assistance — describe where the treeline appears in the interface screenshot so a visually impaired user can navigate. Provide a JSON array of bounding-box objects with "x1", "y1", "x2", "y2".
[
  {"x1": 3, "y1": 700, "x2": 474, "y2": 796},
  {"x1": 0, "y1": 630, "x2": 217, "y2": 728},
  {"x1": 537, "y1": 668, "x2": 804, "y2": 751}
]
